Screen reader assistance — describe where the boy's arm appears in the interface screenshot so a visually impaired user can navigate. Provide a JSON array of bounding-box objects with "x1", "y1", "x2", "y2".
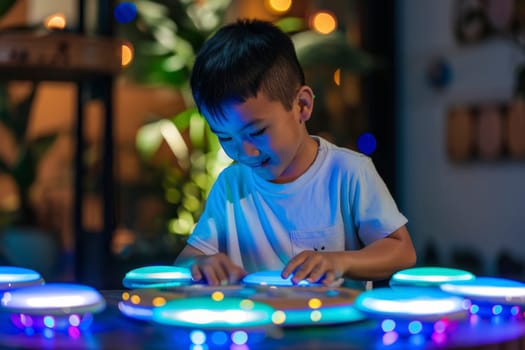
[
  {"x1": 282, "y1": 225, "x2": 416, "y2": 285},
  {"x1": 175, "y1": 244, "x2": 247, "y2": 286},
  {"x1": 340, "y1": 225, "x2": 416, "y2": 279},
  {"x1": 175, "y1": 244, "x2": 206, "y2": 266}
]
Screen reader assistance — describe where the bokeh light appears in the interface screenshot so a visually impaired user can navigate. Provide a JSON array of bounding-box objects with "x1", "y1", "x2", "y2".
[
  {"x1": 265, "y1": 0, "x2": 292, "y2": 14},
  {"x1": 44, "y1": 13, "x2": 66, "y2": 30},
  {"x1": 357, "y1": 132, "x2": 377, "y2": 155},
  {"x1": 333, "y1": 68, "x2": 341, "y2": 86},
  {"x1": 311, "y1": 11, "x2": 337, "y2": 34},
  {"x1": 121, "y1": 42, "x2": 134, "y2": 67},
  {"x1": 114, "y1": 2, "x2": 137, "y2": 24}
]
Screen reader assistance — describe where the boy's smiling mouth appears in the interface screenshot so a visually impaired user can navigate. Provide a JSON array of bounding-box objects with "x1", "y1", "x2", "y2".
[{"x1": 244, "y1": 157, "x2": 271, "y2": 168}]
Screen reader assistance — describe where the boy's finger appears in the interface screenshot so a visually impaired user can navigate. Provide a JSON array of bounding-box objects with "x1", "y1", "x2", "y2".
[
  {"x1": 201, "y1": 265, "x2": 221, "y2": 286},
  {"x1": 191, "y1": 265, "x2": 203, "y2": 282},
  {"x1": 281, "y1": 254, "x2": 305, "y2": 278}
]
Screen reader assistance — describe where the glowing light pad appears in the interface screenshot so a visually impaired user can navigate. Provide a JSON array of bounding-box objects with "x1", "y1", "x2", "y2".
[
  {"x1": 152, "y1": 297, "x2": 275, "y2": 329},
  {"x1": 242, "y1": 270, "x2": 321, "y2": 287},
  {"x1": 122, "y1": 265, "x2": 193, "y2": 288},
  {"x1": 0, "y1": 266, "x2": 44, "y2": 290},
  {"x1": 1, "y1": 283, "x2": 105, "y2": 315},
  {"x1": 120, "y1": 285, "x2": 365, "y2": 327},
  {"x1": 1, "y1": 283, "x2": 105, "y2": 331},
  {"x1": 255, "y1": 287, "x2": 365, "y2": 326},
  {"x1": 354, "y1": 287, "x2": 467, "y2": 321},
  {"x1": 440, "y1": 277, "x2": 525, "y2": 318},
  {"x1": 390, "y1": 267, "x2": 476, "y2": 287},
  {"x1": 354, "y1": 287, "x2": 467, "y2": 337}
]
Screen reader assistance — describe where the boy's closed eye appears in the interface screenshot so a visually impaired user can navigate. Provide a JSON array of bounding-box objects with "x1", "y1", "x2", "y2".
[
  {"x1": 217, "y1": 128, "x2": 266, "y2": 142},
  {"x1": 218, "y1": 135, "x2": 233, "y2": 142},
  {"x1": 249, "y1": 128, "x2": 266, "y2": 137}
]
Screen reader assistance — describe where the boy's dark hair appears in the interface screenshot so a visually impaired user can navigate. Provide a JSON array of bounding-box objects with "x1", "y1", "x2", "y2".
[{"x1": 190, "y1": 19, "x2": 305, "y2": 121}]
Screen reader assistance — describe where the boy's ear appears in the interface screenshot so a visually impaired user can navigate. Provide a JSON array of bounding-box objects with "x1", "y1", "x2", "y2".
[{"x1": 296, "y1": 85, "x2": 314, "y2": 122}]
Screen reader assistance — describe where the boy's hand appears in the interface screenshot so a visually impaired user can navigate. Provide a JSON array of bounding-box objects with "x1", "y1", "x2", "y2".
[
  {"x1": 190, "y1": 253, "x2": 247, "y2": 286},
  {"x1": 282, "y1": 251, "x2": 343, "y2": 286}
]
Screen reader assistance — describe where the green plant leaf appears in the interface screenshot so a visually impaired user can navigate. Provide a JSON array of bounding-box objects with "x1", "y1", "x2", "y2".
[
  {"x1": 275, "y1": 17, "x2": 305, "y2": 33},
  {"x1": 136, "y1": 120, "x2": 165, "y2": 159},
  {"x1": 171, "y1": 106, "x2": 198, "y2": 131}
]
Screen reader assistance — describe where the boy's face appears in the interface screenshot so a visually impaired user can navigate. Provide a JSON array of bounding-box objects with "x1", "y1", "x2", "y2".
[{"x1": 206, "y1": 87, "x2": 315, "y2": 183}]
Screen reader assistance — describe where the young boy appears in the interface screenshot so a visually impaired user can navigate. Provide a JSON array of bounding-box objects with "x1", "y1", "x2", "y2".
[{"x1": 175, "y1": 19, "x2": 416, "y2": 287}]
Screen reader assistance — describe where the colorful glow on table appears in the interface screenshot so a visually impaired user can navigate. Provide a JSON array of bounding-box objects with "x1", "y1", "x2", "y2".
[
  {"x1": 0, "y1": 266, "x2": 44, "y2": 290},
  {"x1": 0, "y1": 283, "x2": 105, "y2": 332},
  {"x1": 242, "y1": 270, "x2": 320, "y2": 287},
  {"x1": 152, "y1": 297, "x2": 275, "y2": 329},
  {"x1": 440, "y1": 277, "x2": 525, "y2": 318},
  {"x1": 122, "y1": 265, "x2": 193, "y2": 288},
  {"x1": 390, "y1": 267, "x2": 476, "y2": 287},
  {"x1": 118, "y1": 289, "x2": 183, "y2": 321},
  {"x1": 270, "y1": 303, "x2": 365, "y2": 326}
]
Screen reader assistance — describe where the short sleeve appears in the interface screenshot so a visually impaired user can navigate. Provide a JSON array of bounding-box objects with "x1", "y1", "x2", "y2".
[
  {"x1": 186, "y1": 173, "x2": 227, "y2": 255},
  {"x1": 352, "y1": 157, "x2": 408, "y2": 245}
]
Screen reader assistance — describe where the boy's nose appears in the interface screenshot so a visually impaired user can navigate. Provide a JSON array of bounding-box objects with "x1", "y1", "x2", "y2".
[{"x1": 241, "y1": 140, "x2": 260, "y2": 157}]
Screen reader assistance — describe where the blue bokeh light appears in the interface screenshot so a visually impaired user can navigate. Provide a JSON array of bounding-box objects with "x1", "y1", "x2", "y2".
[
  {"x1": 114, "y1": 2, "x2": 137, "y2": 24},
  {"x1": 357, "y1": 132, "x2": 377, "y2": 155}
]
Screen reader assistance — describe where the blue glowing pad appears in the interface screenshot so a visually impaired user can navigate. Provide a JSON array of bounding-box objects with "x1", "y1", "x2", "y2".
[
  {"x1": 122, "y1": 265, "x2": 193, "y2": 288},
  {"x1": 354, "y1": 287, "x2": 467, "y2": 322},
  {"x1": 152, "y1": 297, "x2": 275, "y2": 329},
  {"x1": 0, "y1": 266, "x2": 44, "y2": 290},
  {"x1": 1, "y1": 283, "x2": 105, "y2": 315},
  {"x1": 390, "y1": 266, "x2": 476, "y2": 287},
  {"x1": 1, "y1": 283, "x2": 105, "y2": 332},
  {"x1": 242, "y1": 270, "x2": 321, "y2": 287},
  {"x1": 440, "y1": 277, "x2": 525, "y2": 305}
]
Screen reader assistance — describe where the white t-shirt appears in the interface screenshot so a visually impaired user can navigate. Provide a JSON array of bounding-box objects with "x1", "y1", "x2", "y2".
[{"x1": 187, "y1": 136, "x2": 407, "y2": 273}]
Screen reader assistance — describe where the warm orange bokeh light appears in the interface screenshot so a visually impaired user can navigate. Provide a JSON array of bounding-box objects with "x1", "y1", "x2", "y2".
[
  {"x1": 121, "y1": 43, "x2": 134, "y2": 67},
  {"x1": 265, "y1": 0, "x2": 292, "y2": 14},
  {"x1": 44, "y1": 13, "x2": 67, "y2": 30},
  {"x1": 311, "y1": 11, "x2": 337, "y2": 34},
  {"x1": 333, "y1": 68, "x2": 341, "y2": 86}
]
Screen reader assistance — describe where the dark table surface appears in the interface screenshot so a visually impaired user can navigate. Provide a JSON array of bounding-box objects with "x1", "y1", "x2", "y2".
[{"x1": 1, "y1": 290, "x2": 525, "y2": 349}]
